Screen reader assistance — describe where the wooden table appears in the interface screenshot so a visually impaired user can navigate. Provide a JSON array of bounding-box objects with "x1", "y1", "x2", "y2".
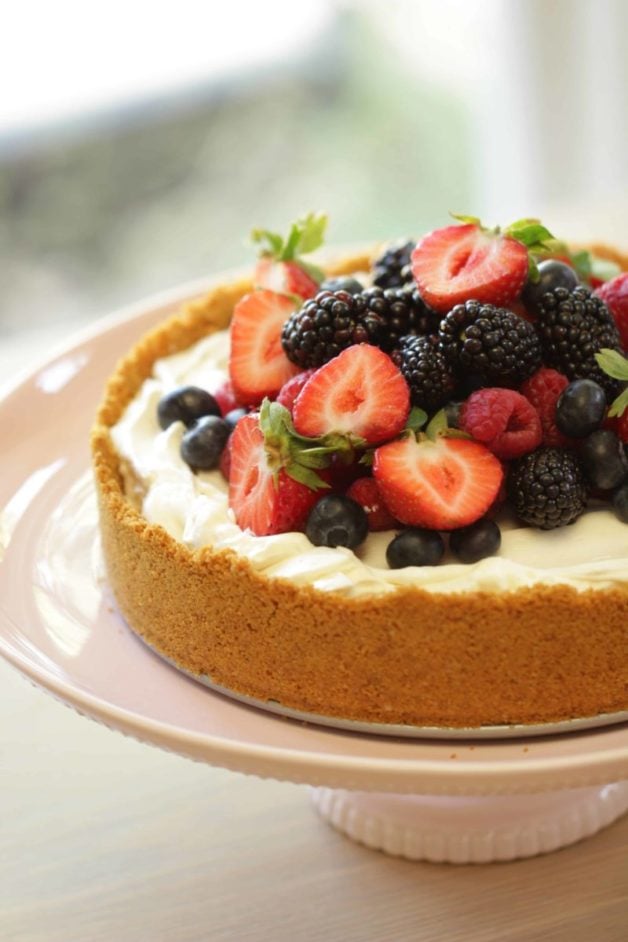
[{"x1": 2, "y1": 303, "x2": 628, "y2": 942}]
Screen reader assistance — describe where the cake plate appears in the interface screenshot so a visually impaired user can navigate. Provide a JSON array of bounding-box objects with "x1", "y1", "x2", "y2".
[{"x1": 1, "y1": 282, "x2": 628, "y2": 865}]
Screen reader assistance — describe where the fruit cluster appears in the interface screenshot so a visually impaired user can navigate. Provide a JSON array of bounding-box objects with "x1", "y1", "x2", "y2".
[{"x1": 157, "y1": 213, "x2": 628, "y2": 569}]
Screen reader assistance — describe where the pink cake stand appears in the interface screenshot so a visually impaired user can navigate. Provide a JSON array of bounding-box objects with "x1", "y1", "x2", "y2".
[{"x1": 2, "y1": 284, "x2": 627, "y2": 865}]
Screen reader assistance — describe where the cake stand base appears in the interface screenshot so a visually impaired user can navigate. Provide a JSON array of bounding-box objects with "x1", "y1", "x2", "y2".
[{"x1": 311, "y1": 782, "x2": 628, "y2": 864}]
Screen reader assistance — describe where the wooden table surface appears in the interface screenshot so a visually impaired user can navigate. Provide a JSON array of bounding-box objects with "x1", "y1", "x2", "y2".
[{"x1": 2, "y1": 264, "x2": 628, "y2": 942}]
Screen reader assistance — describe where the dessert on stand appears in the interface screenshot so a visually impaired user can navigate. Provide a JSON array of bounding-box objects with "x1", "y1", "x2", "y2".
[{"x1": 1, "y1": 212, "x2": 627, "y2": 863}]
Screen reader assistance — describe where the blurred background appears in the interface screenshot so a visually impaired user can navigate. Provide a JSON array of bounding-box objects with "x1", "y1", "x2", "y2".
[{"x1": 3, "y1": 0, "x2": 628, "y2": 374}]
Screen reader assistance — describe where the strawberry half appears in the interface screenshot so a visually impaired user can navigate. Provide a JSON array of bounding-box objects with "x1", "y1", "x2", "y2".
[
  {"x1": 229, "y1": 289, "x2": 300, "y2": 406},
  {"x1": 251, "y1": 212, "x2": 327, "y2": 300},
  {"x1": 411, "y1": 223, "x2": 528, "y2": 312},
  {"x1": 293, "y1": 344, "x2": 410, "y2": 445},
  {"x1": 228, "y1": 404, "x2": 333, "y2": 536},
  {"x1": 373, "y1": 435, "x2": 503, "y2": 530},
  {"x1": 254, "y1": 257, "x2": 320, "y2": 300}
]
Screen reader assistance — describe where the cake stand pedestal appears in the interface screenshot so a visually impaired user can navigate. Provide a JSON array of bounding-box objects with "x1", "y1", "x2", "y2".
[
  {"x1": 1, "y1": 278, "x2": 628, "y2": 867},
  {"x1": 311, "y1": 783, "x2": 628, "y2": 863}
]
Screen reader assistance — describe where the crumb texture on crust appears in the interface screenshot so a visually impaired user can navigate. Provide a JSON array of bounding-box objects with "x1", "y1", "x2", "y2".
[{"x1": 91, "y1": 249, "x2": 628, "y2": 729}]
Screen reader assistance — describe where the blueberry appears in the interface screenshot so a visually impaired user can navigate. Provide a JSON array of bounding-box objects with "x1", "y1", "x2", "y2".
[
  {"x1": 449, "y1": 519, "x2": 501, "y2": 564},
  {"x1": 319, "y1": 276, "x2": 364, "y2": 295},
  {"x1": 555, "y1": 379, "x2": 606, "y2": 438},
  {"x1": 386, "y1": 528, "x2": 445, "y2": 568},
  {"x1": 224, "y1": 407, "x2": 248, "y2": 429},
  {"x1": 612, "y1": 482, "x2": 628, "y2": 522},
  {"x1": 522, "y1": 259, "x2": 579, "y2": 314},
  {"x1": 180, "y1": 415, "x2": 231, "y2": 471},
  {"x1": 158, "y1": 385, "x2": 221, "y2": 430},
  {"x1": 305, "y1": 495, "x2": 368, "y2": 549},
  {"x1": 580, "y1": 429, "x2": 628, "y2": 491}
]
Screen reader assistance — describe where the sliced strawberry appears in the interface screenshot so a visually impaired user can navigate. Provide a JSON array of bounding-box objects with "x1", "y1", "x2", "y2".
[
  {"x1": 293, "y1": 345, "x2": 410, "y2": 445},
  {"x1": 228, "y1": 413, "x2": 326, "y2": 535},
  {"x1": 595, "y1": 272, "x2": 628, "y2": 350},
  {"x1": 276, "y1": 368, "x2": 316, "y2": 413},
  {"x1": 229, "y1": 290, "x2": 300, "y2": 406},
  {"x1": 373, "y1": 435, "x2": 503, "y2": 530},
  {"x1": 411, "y1": 224, "x2": 528, "y2": 313},
  {"x1": 254, "y1": 257, "x2": 320, "y2": 300},
  {"x1": 346, "y1": 477, "x2": 398, "y2": 531}
]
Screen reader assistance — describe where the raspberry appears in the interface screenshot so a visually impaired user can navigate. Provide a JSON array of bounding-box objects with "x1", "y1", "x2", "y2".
[
  {"x1": 595, "y1": 272, "x2": 628, "y2": 350},
  {"x1": 460, "y1": 388, "x2": 542, "y2": 460},
  {"x1": 519, "y1": 367, "x2": 572, "y2": 448},
  {"x1": 617, "y1": 409, "x2": 628, "y2": 444},
  {"x1": 346, "y1": 477, "x2": 398, "y2": 531},
  {"x1": 276, "y1": 369, "x2": 315, "y2": 413}
]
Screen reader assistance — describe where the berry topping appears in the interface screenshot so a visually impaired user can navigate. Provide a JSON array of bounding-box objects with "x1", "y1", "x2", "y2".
[
  {"x1": 180, "y1": 415, "x2": 231, "y2": 471},
  {"x1": 319, "y1": 276, "x2": 364, "y2": 295},
  {"x1": 617, "y1": 409, "x2": 628, "y2": 444},
  {"x1": 276, "y1": 369, "x2": 315, "y2": 413},
  {"x1": 346, "y1": 477, "x2": 398, "y2": 531},
  {"x1": 410, "y1": 223, "x2": 529, "y2": 312},
  {"x1": 251, "y1": 212, "x2": 327, "y2": 300},
  {"x1": 223, "y1": 407, "x2": 247, "y2": 429},
  {"x1": 228, "y1": 410, "x2": 330, "y2": 536},
  {"x1": 507, "y1": 447, "x2": 587, "y2": 529},
  {"x1": 595, "y1": 272, "x2": 628, "y2": 350},
  {"x1": 281, "y1": 290, "x2": 385, "y2": 369},
  {"x1": 612, "y1": 482, "x2": 628, "y2": 523},
  {"x1": 392, "y1": 335, "x2": 457, "y2": 413},
  {"x1": 371, "y1": 240, "x2": 415, "y2": 289},
  {"x1": 212, "y1": 378, "x2": 242, "y2": 417},
  {"x1": 580, "y1": 429, "x2": 628, "y2": 491},
  {"x1": 439, "y1": 300, "x2": 542, "y2": 387},
  {"x1": 520, "y1": 367, "x2": 571, "y2": 447},
  {"x1": 229, "y1": 289, "x2": 299, "y2": 405},
  {"x1": 305, "y1": 495, "x2": 368, "y2": 549},
  {"x1": 521, "y1": 259, "x2": 579, "y2": 315},
  {"x1": 292, "y1": 344, "x2": 410, "y2": 446},
  {"x1": 555, "y1": 379, "x2": 607, "y2": 438},
  {"x1": 460, "y1": 388, "x2": 542, "y2": 460},
  {"x1": 449, "y1": 518, "x2": 501, "y2": 564},
  {"x1": 358, "y1": 286, "x2": 435, "y2": 353},
  {"x1": 157, "y1": 385, "x2": 221, "y2": 430},
  {"x1": 373, "y1": 435, "x2": 503, "y2": 530},
  {"x1": 386, "y1": 528, "x2": 445, "y2": 568},
  {"x1": 535, "y1": 286, "x2": 622, "y2": 398}
]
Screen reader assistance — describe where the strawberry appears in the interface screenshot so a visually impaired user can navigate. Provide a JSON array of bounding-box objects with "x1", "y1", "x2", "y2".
[
  {"x1": 373, "y1": 435, "x2": 503, "y2": 530},
  {"x1": 228, "y1": 404, "x2": 332, "y2": 536},
  {"x1": 346, "y1": 477, "x2": 398, "y2": 531},
  {"x1": 410, "y1": 223, "x2": 528, "y2": 313},
  {"x1": 276, "y1": 369, "x2": 315, "y2": 413},
  {"x1": 254, "y1": 257, "x2": 320, "y2": 300},
  {"x1": 251, "y1": 212, "x2": 327, "y2": 300},
  {"x1": 229, "y1": 289, "x2": 300, "y2": 406},
  {"x1": 595, "y1": 272, "x2": 628, "y2": 350},
  {"x1": 293, "y1": 345, "x2": 410, "y2": 445}
]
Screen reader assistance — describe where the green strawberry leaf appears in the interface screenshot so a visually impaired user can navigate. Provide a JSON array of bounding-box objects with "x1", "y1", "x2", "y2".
[
  {"x1": 425, "y1": 408, "x2": 448, "y2": 440},
  {"x1": 450, "y1": 212, "x2": 482, "y2": 227},
  {"x1": 252, "y1": 212, "x2": 328, "y2": 263},
  {"x1": 284, "y1": 462, "x2": 330, "y2": 490},
  {"x1": 405, "y1": 406, "x2": 428, "y2": 433},
  {"x1": 590, "y1": 255, "x2": 622, "y2": 282},
  {"x1": 595, "y1": 348, "x2": 628, "y2": 381},
  {"x1": 505, "y1": 219, "x2": 555, "y2": 250},
  {"x1": 250, "y1": 228, "x2": 284, "y2": 257},
  {"x1": 359, "y1": 450, "x2": 374, "y2": 467},
  {"x1": 293, "y1": 212, "x2": 328, "y2": 255},
  {"x1": 609, "y1": 387, "x2": 628, "y2": 418}
]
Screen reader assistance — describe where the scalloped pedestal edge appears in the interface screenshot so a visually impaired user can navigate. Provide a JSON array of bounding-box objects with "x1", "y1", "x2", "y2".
[{"x1": 310, "y1": 782, "x2": 628, "y2": 864}]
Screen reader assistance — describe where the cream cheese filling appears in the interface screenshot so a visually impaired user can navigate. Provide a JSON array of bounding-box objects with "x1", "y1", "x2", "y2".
[{"x1": 110, "y1": 329, "x2": 628, "y2": 597}]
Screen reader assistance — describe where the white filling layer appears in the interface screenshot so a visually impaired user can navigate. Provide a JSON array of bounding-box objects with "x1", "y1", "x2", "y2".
[{"x1": 111, "y1": 329, "x2": 628, "y2": 597}]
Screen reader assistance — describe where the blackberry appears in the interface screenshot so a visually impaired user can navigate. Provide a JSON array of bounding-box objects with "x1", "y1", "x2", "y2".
[
  {"x1": 535, "y1": 285, "x2": 622, "y2": 399},
  {"x1": 372, "y1": 240, "x2": 415, "y2": 289},
  {"x1": 393, "y1": 335, "x2": 457, "y2": 412},
  {"x1": 360, "y1": 286, "x2": 438, "y2": 352},
  {"x1": 281, "y1": 290, "x2": 384, "y2": 369},
  {"x1": 507, "y1": 447, "x2": 587, "y2": 529},
  {"x1": 439, "y1": 300, "x2": 542, "y2": 387}
]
